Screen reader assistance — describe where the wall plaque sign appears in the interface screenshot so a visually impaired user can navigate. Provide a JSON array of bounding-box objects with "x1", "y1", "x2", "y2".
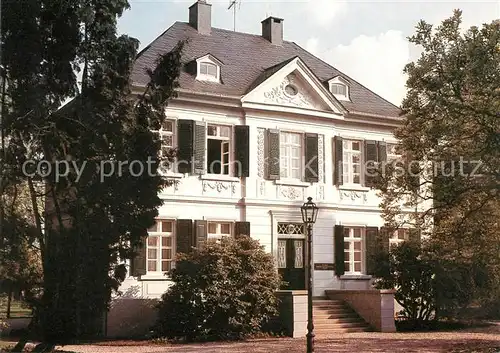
[{"x1": 314, "y1": 263, "x2": 335, "y2": 271}]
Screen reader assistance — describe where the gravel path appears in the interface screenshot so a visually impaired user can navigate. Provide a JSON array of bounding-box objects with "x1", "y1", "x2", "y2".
[{"x1": 56, "y1": 327, "x2": 500, "y2": 353}]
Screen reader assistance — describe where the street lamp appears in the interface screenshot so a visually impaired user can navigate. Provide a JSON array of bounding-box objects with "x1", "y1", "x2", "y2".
[{"x1": 301, "y1": 197, "x2": 318, "y2": 353}]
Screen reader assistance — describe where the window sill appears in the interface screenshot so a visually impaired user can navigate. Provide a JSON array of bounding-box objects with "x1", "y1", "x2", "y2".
[
  {"x1": 195, "y1": 75, "x2": 220, "y2": 83},
  {"x1": 340, "y1": 274, "x2": 372, "y2": 280},
  {"x1": 200, "y1": 175, "x2": 240, "y2": 182},
  {"x1": 275, "y1": 180, "x2": 311, "y2": 187},
  {"x1": 139, "y1": 274, "x2": 171, "y2": 281},
  {"x1": 338, "y1": 185, "x2": 370, "y2": 192},
  {"x1": 163, "y1": 172, "x2": 184, "y2": 179}
]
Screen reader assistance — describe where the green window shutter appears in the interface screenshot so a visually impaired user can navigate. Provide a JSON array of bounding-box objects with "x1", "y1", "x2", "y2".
[
  {"x1": 365, "y1": 227, "x2": 379, "y2": 275},
  {"x1": 234, "y1": 221, "x2": 250, "y2": 239},
  {"x1": 194, "y1": 122, "x2": 206, "y2": 174},
  {"x1": 333, "y1": 136, "x2": 343, "y2": 186},
  {"x1": 409, "y1": 228, "x2": 421, "y2": 245},
  {"x1": 305, "y1": 133, "x2": 319, "y2": 183},
  {"x1": 379, "y1": 227, "x2": 390, "y2": 253},
  {"x1": 176, "y1": 219, "x2": 193, "y2": 254},
  {"x1": 378, "y1": 141, "x2": 387, "y2": 164},
  {"x1": 267, "y1": 129, "x2": 280, "y2": 180},
  {"x1": 234, "y1": 125, "x2": 250, "y2": 177},
  {"x1": 334, "y1": 225, "x2": 345, "y2": 276},
  {"x1": 364, "y1": 140, "x2": 378, "y2": 187},
  {"x1": 194, "y1": 220, "x2": 208, "y2": 250},
  {"x1": 131, "y1": 236, "x2": 147, "y2": 277},
  {"x1": 177, "y1": 120, "x2": 194, "y2": 174}
]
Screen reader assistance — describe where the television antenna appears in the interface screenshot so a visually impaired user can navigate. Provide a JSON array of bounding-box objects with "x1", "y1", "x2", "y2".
[{"x1": 228, "y1": 0, "x2": 241, "y2": 32}]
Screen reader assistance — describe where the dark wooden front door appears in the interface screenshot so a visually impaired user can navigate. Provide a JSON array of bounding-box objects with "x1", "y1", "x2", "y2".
[{"x1": 278, "y1": 238, "x2": 306, "y2": 290}]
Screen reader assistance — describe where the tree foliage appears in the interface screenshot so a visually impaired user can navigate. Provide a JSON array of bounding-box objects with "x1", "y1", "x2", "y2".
[
  {"x1": 373, "y1": 241, "x2": 484, "y2": 326},
  {"x1": 377, "y1": 11, "x2": 500, "y2": 312},
  {"x1": 0, "y1": 184, "x2": 42, "y2": 293},
  {"x1": 373, "y1": 241, "x2": 436, "y2": 324},
  {"x1": 1, "y1": 0, "x2": 183, "y2": 346},
  {"x1": 155, "y1": 236, "x2": 281, "y2": 342}
]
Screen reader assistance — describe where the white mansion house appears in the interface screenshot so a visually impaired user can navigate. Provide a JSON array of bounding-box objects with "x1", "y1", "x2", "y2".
[{"x1": 114, "y1": 0, "x2": 407, "y2": 336}]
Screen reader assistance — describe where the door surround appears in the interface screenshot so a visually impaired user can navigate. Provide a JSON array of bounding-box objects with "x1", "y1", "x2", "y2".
[{"x1": 270, "y1": 210, "x2": 309, "y2": 290}]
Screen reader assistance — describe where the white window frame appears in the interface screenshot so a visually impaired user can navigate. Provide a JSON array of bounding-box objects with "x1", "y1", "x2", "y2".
[
  {"x1": 196, "y1": 55, "x2": 222, "y2": 83},
  {"x1": 206, "y1": 124, "x2": 232, "y2": 176},
  {"x1": 207, "y1": 221, "x2": 233, "y2": 241},
  {"x1": 200, "y1": 62, "x2": 217, "y2": 77},
  {"x1": 146, "y1": 219, "x2": 175, "y2": 274},
  {"x1": 389, "y1": 228, "x2": 409, "y2": 249},
  {"x1": 386, "y1": 142, "x2": 401, "y2": 163},
  {"x1": 330, "y1": 83, "x2": 347, "y2": 96},
  {"x1": 343, "y1": 139, "x2": 363, "y2": 185},
  {"x1": 152, "y1": 119, "x2": 176, "y2": 173},
  {"x1": 344, "y1": 227, "x2": 364, "y2": 275},
  {"x1": 280, "y1": 131, "x2": 303, "y2": 181},
  {"x1": 328, "y1": 77, "x2": 350, "y2": 101}
]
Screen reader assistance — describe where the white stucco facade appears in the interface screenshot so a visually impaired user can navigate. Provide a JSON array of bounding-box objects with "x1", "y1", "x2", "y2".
[{"x1": 119, "y1": 58, "x2": 404, "y2": 299}]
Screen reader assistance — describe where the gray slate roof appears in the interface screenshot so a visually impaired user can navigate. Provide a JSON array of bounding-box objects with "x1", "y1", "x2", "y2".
[{"x1": 131, "y1": 21, "x2": 401, "y2": 118}]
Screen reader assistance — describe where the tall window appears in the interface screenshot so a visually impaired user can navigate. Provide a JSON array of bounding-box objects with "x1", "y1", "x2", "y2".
[
  {"x1": 207, "y1": 125, "x2": 231, "y2": 175},
  {"x1": 389, "y1": 228, "x2": 409, "y2": 249},
  {"x1": 280, "y1": 132, "x2": 302, "y2": 180},
  {"x1": 152, "y1": 119, "x2": 175, "y2": 157},
  {"x1": 344, "y1": 227, "x2": 363, "y2": 274},
  {"x1": 153, "y1": 119, "x2": 175, "y2": 173},
  {"x1": 147, "y1": 220, "x2": 175, "y2": 273},
  {"x1": 208, "y1": 221, "x2": 232, "y2": 241},
  {"x1": 343, "y1": 140, "x2": 362, "y2": 185}
]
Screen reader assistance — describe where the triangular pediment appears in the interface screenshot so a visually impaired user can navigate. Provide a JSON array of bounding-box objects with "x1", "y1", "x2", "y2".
[{"x1": 242, "y1": 57, "x2": 346, "y2": 117}]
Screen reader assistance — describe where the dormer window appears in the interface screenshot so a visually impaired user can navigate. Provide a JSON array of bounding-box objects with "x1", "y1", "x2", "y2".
[
  {"x1": 196, "y1": 54, "x2": 223, "y2": 83},
  {"x1": 330, "y1": 83, "x2": 347, "y2": 96},
  {"x1": 328, "y1": 76, "x2": 350, "y2": 101},
  {"x1": 200, "y1": 62, "x2": 217, "y2": 78}
]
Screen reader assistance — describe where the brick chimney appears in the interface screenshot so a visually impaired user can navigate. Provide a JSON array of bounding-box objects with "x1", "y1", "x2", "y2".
[
  {"x1": 262, "y1": 17, "x2": 284, "y2": 46},
  {"x1": 189, "y1": 0, "x2": 212, "y2": 35}
]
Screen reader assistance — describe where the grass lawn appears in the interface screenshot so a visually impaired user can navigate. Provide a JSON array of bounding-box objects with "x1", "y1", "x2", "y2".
[{"x1": 0, "y1": 295, "x2": 32, "y2": 319}]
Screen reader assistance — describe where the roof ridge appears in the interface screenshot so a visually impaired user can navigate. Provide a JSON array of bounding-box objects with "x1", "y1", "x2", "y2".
[
  {"x1": 131, "y1": 21, "x2": 402, "y2": 118},
  {"x1": 263, "y1": 56, "x2": 297, "y2": 71},
  {"x1": 290, "y1": 41, "x2": 402, "y2": 110},
  {"x1": 179, "y1": 21, "x2": 299, "y2": 45},
  {"x1": 136, "y1": 21, "x2": 182, "y2": 60}
]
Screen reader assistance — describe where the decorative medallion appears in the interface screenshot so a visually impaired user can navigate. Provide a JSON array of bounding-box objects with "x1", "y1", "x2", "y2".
[
  {"x1": 280, "y1": 186, "x2": 301, "y2": 200},
  {"x1": 339, "y1": 190, "x2": 368, "y2": 203},
  {"x1": 202, "y1": 180, "x2": 233, "y2": 194},
  {"x1": 284, "y1": 84, "x2": 298, "y2": 97},
  {"x1": 263, "y1": 74, "x2": 318, "y2": 109}
]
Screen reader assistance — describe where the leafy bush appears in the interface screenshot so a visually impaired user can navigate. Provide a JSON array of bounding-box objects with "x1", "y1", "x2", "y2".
[
  {"x1": 373, "y1": 241, "x2": 437, "y2": 325},
  {"x1": 154, "y1": 236, "x2": 281, "y2": 341},
  {"x1": 373, "y1": 240, "x2": 484, "y2": 328}
]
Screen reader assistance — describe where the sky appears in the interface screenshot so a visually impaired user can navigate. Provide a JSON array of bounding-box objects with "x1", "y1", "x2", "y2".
[{"x1": 117, "y1": 0, "x2": 500, "y2": 107}]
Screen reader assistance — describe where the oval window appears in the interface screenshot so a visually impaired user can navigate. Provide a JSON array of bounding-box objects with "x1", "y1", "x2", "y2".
[{"x1": 284, "y1": 84, "x2": 298, "y2": 97}]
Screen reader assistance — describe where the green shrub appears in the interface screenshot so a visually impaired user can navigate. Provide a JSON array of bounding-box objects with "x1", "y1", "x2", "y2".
[
  {"x1": 377, "y1": 241, "x2": 437, "y2": 324},
  {"x1": 154, "y1": 236, "x2": 281, "y2": 341},
  {"x1": 373, "y1": 241, "x2": 485, "y2": 328}
]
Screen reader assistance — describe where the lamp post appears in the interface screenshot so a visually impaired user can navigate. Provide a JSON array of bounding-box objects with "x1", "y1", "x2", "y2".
[{"x1": 301, "y1": 197, "x2": 318, "y2": 353}]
